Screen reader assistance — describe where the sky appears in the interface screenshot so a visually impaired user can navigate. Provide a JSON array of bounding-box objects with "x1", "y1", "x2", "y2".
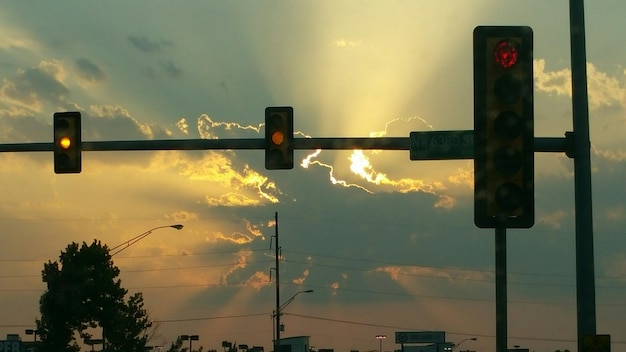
[{"x1": 0, "y1": 1, "x2": 625, "y2": 352}]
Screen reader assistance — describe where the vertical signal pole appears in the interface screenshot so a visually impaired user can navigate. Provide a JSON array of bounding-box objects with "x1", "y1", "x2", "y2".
[
  {"x1": 495, "y1": 225, "x2": 507, "y2": 352},
  {"x1": 569, "y1": 1, "x2": 596, "y2": 350},
  {"x1": 274, "y1": 212, "x2": 281, "y2": 352}
]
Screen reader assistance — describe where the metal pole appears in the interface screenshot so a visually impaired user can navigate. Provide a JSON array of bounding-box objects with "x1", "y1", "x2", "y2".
[
  {"x1": 0, "y1": 134, "x2": 570, "y2": 155},
  {"x1": 495, "y1": 225, "x2": 507, "y2": 352},
  {"x1": 569, "y1": 1, "x2": 597, "y2": 350},
  {"x1": 275, "y1": 212, "x2": 281, "y2": 351}
]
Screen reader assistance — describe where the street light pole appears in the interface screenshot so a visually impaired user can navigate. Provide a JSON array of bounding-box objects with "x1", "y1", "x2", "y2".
[
  {"x1": 180, "y1": 334, "x2": 199, "y2": 352},
  {"x1": 103, "y1": 224, "x2": 183, "y2": 350},
  {"x1": 274, "y1": 289, "x2": 314, "y2": 350},
  {"x1": 376, "y1": 335, "x2": 386, "y2": 352},
  {"x1": 25, "y1": 329, "x2": 38, "y2": 342},
  {"x1": 109, "y1": 224, "x2": 184, "y2": 256},
  {"x1": 454, "y1": 337, "x2": 477, "y2": 351}
]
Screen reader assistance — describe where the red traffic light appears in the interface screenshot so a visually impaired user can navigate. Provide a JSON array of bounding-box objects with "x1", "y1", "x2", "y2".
[
  {"x1": 493, "y1": 39, "x2": 519, "y2": 68},
  {"x1": 473, "y1": 26, "x2": 534, "y2": 229}
]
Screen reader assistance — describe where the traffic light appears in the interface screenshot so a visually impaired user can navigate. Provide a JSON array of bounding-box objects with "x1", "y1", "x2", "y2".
[
  {"x1": 53, "y1": 111, "x2": 82, "y2": 174},
  {"x1": 473, "y1": 26, "x2": 534, "y2": 228},
  {"x1": 265, "y1": 106, "x2": 294, "y2": 170}
]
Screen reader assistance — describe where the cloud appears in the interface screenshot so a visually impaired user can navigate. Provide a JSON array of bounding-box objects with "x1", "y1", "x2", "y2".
[
  {"x1": 176, "y1": 118, "x2": 189, "y2": 135},
  {"x1": 88, "y1": 104, "x2": 157, "y2": 139},
  {"x1": 167, "y1": 210, "x2": 198, "y2": 222},
  {"x1": 605, "y1": 205, "x2": 626, "y2": 222},
  {"x1": 537, "y1": 209, "x2": 569, "y2": 229},
  {"x1": 196, "y1": 114, "x2": 262, "y2": 139},
  {"x1": 534, "y1": 59, "x2": 626, "y2": 110},
  {"x1": 448, "y1": 166, "x2": 473, "y2": 188},
  {"x1": 127, "y1": 35, "x2": 172, "y2": 53},
  {"x1": 434, "y1": 194, "x2": 456, "y2": 209},
  {"x1": 301, "y1": 150, "x2": 374, "y2": 194},
  {"x1": 159, "y1": 60, "x2": 182, "y2": 78},
  {"x1": 205, "y1": 192, "x2": 262, "y2": 207},
  {"x1": 593, "y1": 146, "x2": 626, "y2": 163},
  {"x1": 334, "y1": 39, "x2": 365, "y2": 48},
  {"x1": 302, "y1": 149, "x2": 446, "y2": 196},
  {"x1": 291, "y1": 269, "x2": 309, "y2": 285},
  {"x1": 0, "y1": 60, "x2": 68, "y2": 110},
  {"x1": 176, "y1": 152, "x2": 282, "y2": 205},
  {"x1": 376, "y1": 265, "x2": 491, "y2": 296},
  {"x1": 245, "y1": 271, "x2": 271, "y2": 290},
  {"x1": 75, "y1": 58, "x2": 107, "y2": 83},
  {"x1": 534, "y1": 59, "x2": 571, "y2": 98}
]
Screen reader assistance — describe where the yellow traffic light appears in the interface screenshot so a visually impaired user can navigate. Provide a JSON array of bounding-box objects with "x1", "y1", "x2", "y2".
[
  {"x1": 271, "y1": 131, "x2": 285, "y2": 146},
  {"x1": 59, "y1": 136, "x2": 72, "y2": 150},
  {"x1": 53, "y1": 111, "x2": 82, "y2": 174},
  {"x1": 265, "y1": 107, "x2": 294, "y2": 170}
]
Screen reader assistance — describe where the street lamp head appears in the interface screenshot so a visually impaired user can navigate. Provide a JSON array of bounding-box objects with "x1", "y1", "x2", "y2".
[
  {"x1": 304, "y1": 289, "x2": 314, "y2": 293},
  {"x1": 171, "y1": 224, "x2": 184, "y2": 230},
  {"x1": 454, "y1": 337, "x2": 478, "y2": 350}
]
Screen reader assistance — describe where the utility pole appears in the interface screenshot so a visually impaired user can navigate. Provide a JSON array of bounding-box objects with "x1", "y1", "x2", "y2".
[{"x1": 274, "y1": 212, "x2": 281, "y2": 352}]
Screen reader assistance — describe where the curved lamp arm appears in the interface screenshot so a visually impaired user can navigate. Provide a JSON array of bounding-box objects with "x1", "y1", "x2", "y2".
[
  {"x1": 109, "y1": 224, "x2": 184, "y2": 256},
  {"x1": 279, "y1": 289, "x2": 314, "y2": 313}
]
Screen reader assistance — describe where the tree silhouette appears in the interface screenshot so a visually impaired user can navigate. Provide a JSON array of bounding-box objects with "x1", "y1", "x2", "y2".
[
  {"x1": 37, "y1": 240, "x2": 151, "y2": 351},
  {"x1": 166, "y1": 336, "x2": 205, "y2": 352}
]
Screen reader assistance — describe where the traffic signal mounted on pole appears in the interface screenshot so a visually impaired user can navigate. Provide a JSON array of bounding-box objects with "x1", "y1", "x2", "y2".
[
  {"x1": 473, "y1": 26, "x2": 534, "y2": 228},
  {"x1": 53, "y1": 111, "x2": 82, "y2": 174},
  {"x1": 265, "y1": 106, "x2": 294, "y2": 170}
]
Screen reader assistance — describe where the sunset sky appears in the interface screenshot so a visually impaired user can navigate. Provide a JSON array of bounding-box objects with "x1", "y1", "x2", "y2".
[{"x1": 0, "y1": 1, "x2": 625, "y2": 352}]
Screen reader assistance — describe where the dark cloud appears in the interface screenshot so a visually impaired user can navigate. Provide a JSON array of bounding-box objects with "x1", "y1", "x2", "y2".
[
  {"x1": 0, "y1": 64, "x2": 68, "y2": 107},
  {"x1": 127, "y1": 35, "x2": 172, "y2": 53},
  {"x1": 75, "y1": 58, "x2": 107, "y2": 83},
  {"x1": 85, "y1": 105, "x2": 158, "y2": 140},
  {"x1": 159, "y1": 60, "x2": 182, "y2": 78},
  {"x1": 0, "y1": 113, "x2": 50, "y2": 143}
]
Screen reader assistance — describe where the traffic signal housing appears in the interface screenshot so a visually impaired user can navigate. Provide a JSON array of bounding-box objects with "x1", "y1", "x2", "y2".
[
  {"x1": 474, "y1": 26, "x2": 534, "y2": 228},
  {"x1": 53, "y1": 111, "x2": 82, "y2": 174},
  {"x1": 265, "y1": 106, "x2": 294, "y2": 170}
]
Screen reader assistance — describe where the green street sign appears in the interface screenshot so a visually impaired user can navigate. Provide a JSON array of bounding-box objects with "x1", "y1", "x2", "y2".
[{"x1": 409, "y1": 130, "x2": 474, "y2": 160}]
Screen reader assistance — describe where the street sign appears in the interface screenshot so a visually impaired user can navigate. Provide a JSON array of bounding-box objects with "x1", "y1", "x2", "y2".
[
  {"x1": 395, "y1": 331, "x2": 446, "y2": 344},
  {"x1": 409, "y1": 130, "x2": 473, "y2": 160}
]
